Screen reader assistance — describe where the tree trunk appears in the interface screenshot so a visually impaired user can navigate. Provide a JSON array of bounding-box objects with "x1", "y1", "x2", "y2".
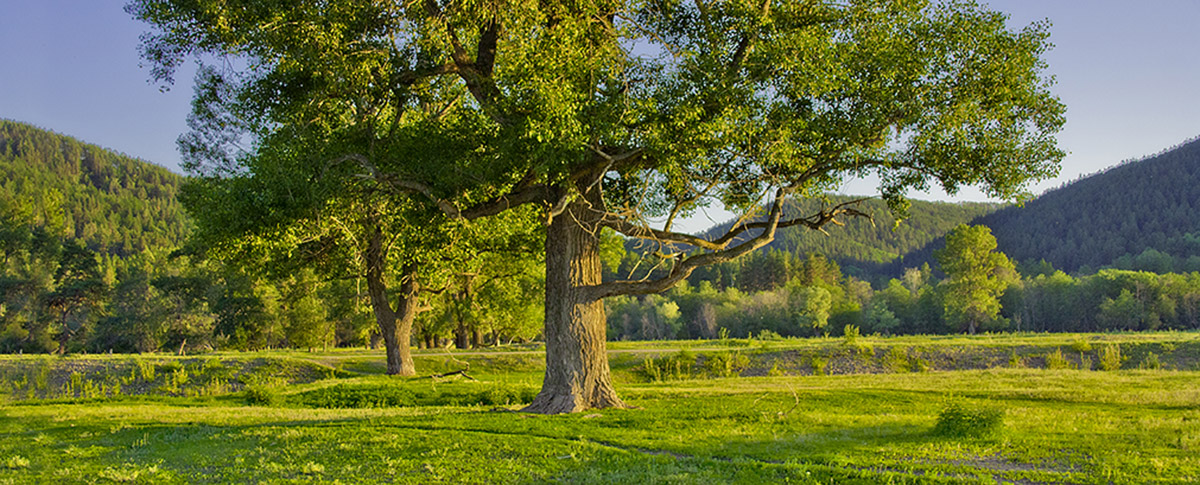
[
  {"x1": 454, "y1": 321, "x2": 471, "y2": 349},
  {"x1": 365, "y1": 227, "x2": 416, "y2": 376},
  {"x1": 523, "y1": 190, "x2": 627, "y2": 414}
]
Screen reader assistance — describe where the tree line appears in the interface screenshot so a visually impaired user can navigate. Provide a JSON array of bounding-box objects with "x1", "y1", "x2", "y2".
[{"x1": 606, "y1": 225, "x2": 1200, "y2": 342}]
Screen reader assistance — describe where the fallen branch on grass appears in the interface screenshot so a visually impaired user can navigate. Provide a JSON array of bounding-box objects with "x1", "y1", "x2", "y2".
[{"x1": 429, "y1": 369, "x2": 477, "y2": 381}]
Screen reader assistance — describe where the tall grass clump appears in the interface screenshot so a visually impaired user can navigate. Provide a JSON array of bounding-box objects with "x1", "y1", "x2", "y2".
[
  {"x1": 810, "y1": 356, "x2": 828, "y2": 376},
  {"x1": 136, "y1": 359, "x2": 157, "y2": 382},
  {"x1": 1099, "y1": 344, "x2": 1125, "y2": 371},
  {"x1": 639, "y1": 351, "x2": 696, "y2": 382},
  {"x1": 933, "y1": 403, "x2": 1004, "y2": 439},
  {"x1": 703, "y1": 352, "x2": 750, "y2": 378},
  {"x1": 842, "y1": 325, "x2": 861, "y2": 346},
  {"x1": 886, "y1": 346, "x2": 912, "y2": 373},
  {"x1": 1007, "y1": 350, "x2": 1024, "y2": 368},
  {"x1": 1140, "y1": 352, "x2": 1162, "y2": 370},
  {"x1": 1044, "y1": 348, "x2": 1073, "y2": 370}
]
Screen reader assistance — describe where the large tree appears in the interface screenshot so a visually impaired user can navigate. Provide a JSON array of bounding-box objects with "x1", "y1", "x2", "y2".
[{"x1": 130, "y1": 0, "x2": 1065, "y2": 413}]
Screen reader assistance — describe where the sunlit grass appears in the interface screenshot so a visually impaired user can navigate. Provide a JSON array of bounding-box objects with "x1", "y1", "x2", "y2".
[{"x1": 1, "y1": 332, "x2": 1198, "y2": 483}]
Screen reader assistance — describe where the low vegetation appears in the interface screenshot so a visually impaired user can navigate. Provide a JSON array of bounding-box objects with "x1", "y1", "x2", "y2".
[{"x1": 1, "y1": 332, "x2": 1197, "y2": 483}]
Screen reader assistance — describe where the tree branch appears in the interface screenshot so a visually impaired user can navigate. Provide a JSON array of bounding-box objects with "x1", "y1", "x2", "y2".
[{"x1": 587, "y1": 195, "x2": 872, "y2": 299}]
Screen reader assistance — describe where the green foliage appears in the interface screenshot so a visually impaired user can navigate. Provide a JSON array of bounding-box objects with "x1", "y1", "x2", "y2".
[
  {"x1": 1044, "y1": 348, "x2": 1073, "y2": 370},
  {"x1": 638, "y1": 351, "x2": 697, "y2": 382},
  {"x1": 0, "y1": 120, "x2": 189, "y2": 256},
  {"x1": 3, "y1": 455, "x2": 30, "y2": 470},
  {"x1": 1070, "y1": 338, "x2": 1093, "y2": 353},
  {"x1": 754, "y1": 330, "x2": 782, "y2": 341},
  {"x1": 886, "y1": 346, "x2": 913, "y2": 373},
  {"x1": 243, "y1": 386, "x2": 281, "y2": 407},
  {"x1": 702, "y1": 352, "x2": 750, "y2": 378},
  {"x1": 1140, "y1": 352, "x2": 1162, "y2": 370},
  {"x1": 291, "y1": 383, "x2": 536, "y2": 409},
  {"x1": 970, "y1": 136, "x2": 1200, "y2": 273},
  {"x1": 933, "y1": 403, "x2": 1004, "y2": 439},
  {"x1": 1099, "y1": 344, "x2": 1125, "y2": 371},
  {"x1": 842, "y1": 325, "x2": 861, "y2": 347},
  {"x1": 1007, "y1": 350, "x2": 1024, "y2": 369},
  {"x1": 936, "y1": 225, "x2": 1016, "y2": 334},
  {"x1": 810, "y1": 356, "x2": 828, "y2": 376}
]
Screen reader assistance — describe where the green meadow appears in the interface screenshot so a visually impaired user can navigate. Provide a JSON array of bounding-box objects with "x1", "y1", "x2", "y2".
[{"x1": 1, "y1": 332, "x2": 1197, "y2": 484}]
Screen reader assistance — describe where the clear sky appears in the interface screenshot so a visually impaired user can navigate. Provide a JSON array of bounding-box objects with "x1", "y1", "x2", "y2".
[{"x1": 2, "y1": 1, "x2": 1199, "y2": 231}]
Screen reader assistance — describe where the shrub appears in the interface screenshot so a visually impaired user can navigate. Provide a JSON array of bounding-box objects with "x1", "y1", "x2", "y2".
[
  {"x1": 933, "y1": 404, "x2": 1004, "y2": 438},
  {"x1": 810, "y1": 356, "x2": 828, "y2": 376},
  {"x1": 638, "y1": 351, "x2": 697, "y2": 382},
  {"x1": 886, "y1": 347, "x2": 911, "y2": 373},
  {"x1": 1007, "y1": 350, "x2": 1023, "y2": 369},
  {"x1": 1044, "y1": 349, "x2": 1073, "y2": 370},
  {"x1": 1069, "y1": 338, "x2": 1092, "y2": 353},
  {"x1": 704, "y1": 352, "x2": 750, "y2": 378},
  {"x1": 136, "y1": 359, "x2": 157, "y2": 382},
  {"x1": 842, "y1": 325, "x2": 861, "y2": 346},
  {"x1": 1099, "y1": 344, "x2": 1124, "y2": 371},
  {"x1": 1140, "y1": 352, "x2": 1162, "y2": 370},
  {"x1": 243, "y1": 386, "x2": 281, "y2": 406},
  {"x1": 755, "y1": 329, "x2": 782, "y2": 341},
  {"x1": 767, "y1": 360, "x2": 785, "y2": 377}
]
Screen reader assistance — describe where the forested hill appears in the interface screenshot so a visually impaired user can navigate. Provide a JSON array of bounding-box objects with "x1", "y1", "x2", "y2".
[
  {"x1": 0, "y1": 119, "x2": 189, "y2": 256},
  {"x1": 900, "y1": 135, "x2": 1200, "y2": 274},
  {"x1": 696, "y1": 196, "x2": 1001, "y2": 278}
]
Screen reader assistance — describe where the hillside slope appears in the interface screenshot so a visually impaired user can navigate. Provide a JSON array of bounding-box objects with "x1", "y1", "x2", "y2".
[
  {"x1": 684, "y1": 196, "x2": 1000, "y2": 279},
  {"x1": 897, "y1": 136, "x2": 1200, "y2": 274},
  {"x1": 0, "y1": 119, "x2": 189, "y2": 256}
]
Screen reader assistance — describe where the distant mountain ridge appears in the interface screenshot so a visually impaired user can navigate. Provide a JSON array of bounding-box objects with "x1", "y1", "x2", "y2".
[
  {"x1": 900, "y1": 135, "x2": 1200, "y2": 274},
  {"x1": 0, "y1": 119, "x2": 189, "y2": 256}
]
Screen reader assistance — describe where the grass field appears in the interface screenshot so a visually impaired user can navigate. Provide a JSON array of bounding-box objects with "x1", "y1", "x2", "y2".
[{"x1": 1, "y1": 332, "x2": 1198, "y2": 484}]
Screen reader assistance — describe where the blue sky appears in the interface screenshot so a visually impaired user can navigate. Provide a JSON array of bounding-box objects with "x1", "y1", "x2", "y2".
[{"x1": 2, "y1": 1, "x2": 1199, "y2": 230}]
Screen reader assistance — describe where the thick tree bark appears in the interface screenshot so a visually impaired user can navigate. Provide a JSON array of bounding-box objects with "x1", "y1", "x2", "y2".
[
  {"x1": 523, "y1": 188, "x2": 627, "y2": 414},
  {"x1": 365, "y1": 227, "x2": 417, "y2": 376}
]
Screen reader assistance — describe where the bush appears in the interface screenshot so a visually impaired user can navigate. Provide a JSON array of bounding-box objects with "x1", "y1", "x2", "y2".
[
  {"x1": 1099, "y1": 344, "x2": 1124, "y2": 371},
  {"x1": 886, "y1": 346, "x2": 911, "y2": 373},
  {"x1": 933, "y1": 403, "x2": 1004, "y2": 438},
  {"x1": 810, "y1": 356, "x2": 828, "y2": 376},
  {"x1": 1044, "y1": 348, "x2": 1073, "y2": 370},
  {"x1": 1007, "y1": 350, "x2": 1023, "y2": 369},
  {"x1": 704, "y1": 352, "x2": 750, "y2": 378},
  {"x1": 1140, "y1": 352, "x2": 1162, "y2": 370},
  {"x1": 638, "y1": 351, "x2": 697, "y2": 382},
  {"x1": 842, "y1": 325, "x2": 861, "y2": 346},
  {"x1": 1070, "y1": 338, "x2": 1092, "y2": 353},
  {"x1": 243, "y1": 386, "x2": 281, "y2": 406},
  {"x1": 4, "y1": 455, "x2": 30, "y2": 470},
  {"x1": 755, "y1": 329, "x2": 783, "y2": 341}
]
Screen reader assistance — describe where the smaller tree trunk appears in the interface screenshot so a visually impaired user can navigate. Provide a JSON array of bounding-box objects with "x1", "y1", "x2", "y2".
[
  {"x1": 365, "y1": 226, "x2": 416, "y2": 376},
  {"x1": 454, "y1": 321, "x2": 471, "y2": 349}
]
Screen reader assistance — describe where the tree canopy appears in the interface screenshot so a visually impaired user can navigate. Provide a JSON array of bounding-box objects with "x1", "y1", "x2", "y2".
[{"x1": 129, "y1": 0, "x2": 1065, "y2": 412}]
